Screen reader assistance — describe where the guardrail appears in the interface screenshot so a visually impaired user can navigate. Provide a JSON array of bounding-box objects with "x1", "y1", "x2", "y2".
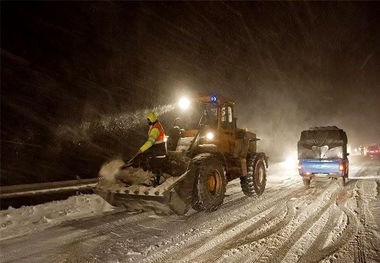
[{"x1": 0, "y1": 178, "x2": 98, "y2": 199}]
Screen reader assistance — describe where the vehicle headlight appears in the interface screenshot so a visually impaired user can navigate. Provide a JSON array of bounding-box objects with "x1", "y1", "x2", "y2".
[
  {"x1": 178, "y1": 97, "x2": 190, "y2": 110},
  {"x1": 206, "y1": 132, "x2": 214, "y2": 140},
  {"x1": 283, "y1": 151, "x2": 297, "y2": 169}
]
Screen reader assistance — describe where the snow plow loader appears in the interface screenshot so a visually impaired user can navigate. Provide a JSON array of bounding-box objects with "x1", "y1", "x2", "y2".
[{"x1": 95, "y1": 94, "x2": 268, "y2": 215}]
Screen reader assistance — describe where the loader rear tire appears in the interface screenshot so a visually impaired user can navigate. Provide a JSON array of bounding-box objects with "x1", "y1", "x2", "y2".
[
  {"x1": 192, "y1": 156, "x2": 226, "y2": 212},
  {"x1": 241, "y1": 157, "x2": 266, "y2": 197}
]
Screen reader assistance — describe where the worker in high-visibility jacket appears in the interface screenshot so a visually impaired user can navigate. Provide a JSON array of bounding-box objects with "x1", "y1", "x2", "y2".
[
  {"x1": 129, "y1": 111, "x2": 166, "y2": 185},
  {"x1": 139, "y1": 111, "x2": 166, "y2": 154}
]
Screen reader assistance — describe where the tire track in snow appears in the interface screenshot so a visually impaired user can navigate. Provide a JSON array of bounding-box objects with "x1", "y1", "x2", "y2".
[
  {"x1": 154, "y1": 181, "x2": 329, "y2": 263},
  {"x1": 53, "y1": 214, "x2": 161, "y2": 262},
  {"x1": 297, "y1": 180, "x2": 359, "y2": 263},
  {"x1": 177, "y1": 203, "x2": 286, "y2": 263},
  {"x1": 194, "y1": 200, "x2": 296, "y2": 263},
  {"x1": 298, "y1": 205, "x2": 358, "y2": 263},
  {"x1": 298, "y1": 205, "x2": 341, "y2": 262},
  {"x1": 221, "y1": 180, "x2": 341, "y2": 263},
  {"x1": 182, "y1": 184, "x2": 288, "y2": 225},
  {"x1": 354, "y1": 181, "x2": 367, "y2": 263},
  {"x1": 259, "y1": 184, "x2": 340, "y2": 263},
  {"x1": 140, "y1": 185, "x2": 309, "y2": 263},
  {"x1": 296, "y1": 164, "x2": 377, "y2": 263},
  {"x1": 352, "y1": 179, "x2": 380, "y2": 263}
]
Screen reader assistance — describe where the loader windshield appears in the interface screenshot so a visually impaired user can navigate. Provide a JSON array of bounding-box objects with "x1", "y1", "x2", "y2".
[{"x1": 179, "y1": 103, "x2": 218, "y2": 130}]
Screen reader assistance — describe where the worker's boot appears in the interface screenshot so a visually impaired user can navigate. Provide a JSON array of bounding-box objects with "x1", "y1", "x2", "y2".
[
  {"x1": 155, "y1": 174, "x2": 161, "y2": 186},
  {"x1": 153, "y1": 171, "x2": 166, "y2": 186}
]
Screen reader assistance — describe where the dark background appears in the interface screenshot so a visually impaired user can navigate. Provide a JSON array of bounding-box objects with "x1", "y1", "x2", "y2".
[{"x1": 1, "y1": 2, "x2": 380, "y2": 186}]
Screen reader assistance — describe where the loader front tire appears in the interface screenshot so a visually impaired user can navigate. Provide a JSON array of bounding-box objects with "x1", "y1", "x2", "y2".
[
  {"x1": 241, "y1": 157, "x2": 267, "y2": 197},
  {"x1": 192, "y1": 156, "x2": 226, "y2": 212}
]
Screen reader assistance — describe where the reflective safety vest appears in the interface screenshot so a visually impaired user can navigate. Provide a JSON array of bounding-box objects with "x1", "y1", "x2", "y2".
[
  {"x1": 140, "y1": 121, "x2": 166, "y2": 152},
  {"x1": 149, "y1": 121, "x2": 165, "y2": 143}
]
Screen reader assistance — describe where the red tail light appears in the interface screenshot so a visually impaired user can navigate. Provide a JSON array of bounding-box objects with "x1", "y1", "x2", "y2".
[{"x1": 339, "y1": 163, "x2": 345, "y2": 171}]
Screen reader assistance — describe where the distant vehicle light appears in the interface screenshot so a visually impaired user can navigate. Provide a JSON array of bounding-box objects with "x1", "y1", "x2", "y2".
[
  {"x1": 298, "y1": 161, "x2": 302, "y2": 170},
  {"x1": 178, "y1": 97, "x2": 190, "y2": 110},
  {"x1": 211, "y1": 95, "x2": 217, "y2": 103},
  {"x1": 206, "y1": 132, "x2": 215, "y2": 140},
  {"x1": 284, "y1": 154, "x2": 297, "y2": 169}
]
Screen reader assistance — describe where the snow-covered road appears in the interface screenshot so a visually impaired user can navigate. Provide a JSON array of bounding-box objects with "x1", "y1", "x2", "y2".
[{"x1": 1, "y1": 157, "x2": 379, "y2": 263}]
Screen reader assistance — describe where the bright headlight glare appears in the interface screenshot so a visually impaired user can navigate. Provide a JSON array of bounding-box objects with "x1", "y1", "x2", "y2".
[
  {"x1": 178, "y1": 97, "x2": 190, "y2": 110},
  {"x1": 284, "y1": 152, "x2": 297, "y2": 169},
  {"x1": 206, "y1": 132, "x2": 214, "y2": 140}
]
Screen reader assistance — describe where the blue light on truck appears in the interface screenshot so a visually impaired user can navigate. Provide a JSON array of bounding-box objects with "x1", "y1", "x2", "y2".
[{"x1": 211, "y1": 95, "x2": 217, "y2": 102}]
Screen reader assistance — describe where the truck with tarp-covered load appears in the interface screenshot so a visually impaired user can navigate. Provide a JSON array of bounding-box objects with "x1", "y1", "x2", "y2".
[{"x1": 297, "y1": 126, "x2": 349, "y2": 187}]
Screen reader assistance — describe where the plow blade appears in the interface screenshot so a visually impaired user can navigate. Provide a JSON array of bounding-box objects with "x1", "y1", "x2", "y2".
[{"x1": 95, "y1": 172, "x2": 190, "y2": 215}]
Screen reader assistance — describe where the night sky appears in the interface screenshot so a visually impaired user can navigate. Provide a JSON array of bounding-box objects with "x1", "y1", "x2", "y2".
[{"x1": 1, "y1": 2, "x2": 380, "y2": 185}]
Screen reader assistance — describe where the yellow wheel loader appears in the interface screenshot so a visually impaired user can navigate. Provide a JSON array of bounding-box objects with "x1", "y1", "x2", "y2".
[{"x1": 95, "y1": 94, "x2": 268, "y2": 215}]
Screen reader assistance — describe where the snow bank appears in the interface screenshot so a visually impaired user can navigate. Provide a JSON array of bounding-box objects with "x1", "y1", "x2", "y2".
[{"x1": 0, "y1": 194, "x2": 114, "y2": 241}]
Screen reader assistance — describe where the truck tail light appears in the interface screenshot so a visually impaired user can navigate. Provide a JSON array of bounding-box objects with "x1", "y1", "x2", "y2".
[{"x1": 339, "y1": 163, "x2": 345, "y2": 171}]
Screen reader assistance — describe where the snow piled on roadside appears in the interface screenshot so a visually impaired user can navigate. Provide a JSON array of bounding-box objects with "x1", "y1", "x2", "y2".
[{"x1": 0, "y1": 194, "x2": 114, "y2": 241}]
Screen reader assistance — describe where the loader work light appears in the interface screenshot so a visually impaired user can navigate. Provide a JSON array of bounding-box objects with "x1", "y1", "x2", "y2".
[
  {"x1": 178, "y1": 97, "x2": 190, "y2": 110},
  {"x1": 206, "y1": 131, "x2": 215, "y2": 140}
]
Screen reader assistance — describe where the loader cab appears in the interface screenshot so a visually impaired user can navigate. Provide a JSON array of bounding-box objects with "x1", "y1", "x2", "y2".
[{"x1": 175, "y1": 94, "x2": 238, "y2": 154}]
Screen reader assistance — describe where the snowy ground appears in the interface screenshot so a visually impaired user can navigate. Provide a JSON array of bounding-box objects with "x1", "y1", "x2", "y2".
[
  {"x1": 0, "y1": 156, "x2": 379, "y2": 263},
  {"x1": 0, "y1": 194, "x2": 116, "y2": 242}
]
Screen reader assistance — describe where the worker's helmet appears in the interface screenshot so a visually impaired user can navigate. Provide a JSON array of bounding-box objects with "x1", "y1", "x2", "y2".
[{"x1": 147, "y1": 111, "x2": 157, "y2": 125}]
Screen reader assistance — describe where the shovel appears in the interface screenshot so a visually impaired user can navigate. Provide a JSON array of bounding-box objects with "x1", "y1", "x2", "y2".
[{"x1": 120, "y1": 151, "x2": 141, "y2": 170}]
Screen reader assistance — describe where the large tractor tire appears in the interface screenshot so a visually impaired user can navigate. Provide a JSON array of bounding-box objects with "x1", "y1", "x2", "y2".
[
  {"x1": 191, "y1": 155, "x2": 227, "y2": 212},
  {"x1": 241, "y1": 156, "x2": 267, "y2": 197}
]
